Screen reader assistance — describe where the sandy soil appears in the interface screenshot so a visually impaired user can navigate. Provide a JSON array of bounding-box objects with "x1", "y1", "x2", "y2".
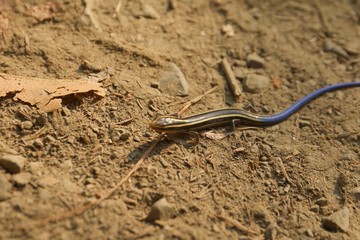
[{"x1": 0, "y1": 0, "x2": 360, "y2": 239}]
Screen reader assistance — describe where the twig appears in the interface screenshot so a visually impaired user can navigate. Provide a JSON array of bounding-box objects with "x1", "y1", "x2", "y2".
[
  {"x1": 14, "y1": 133, "x2": 166, "y2": 231},
  {"x1": 113, "y1": 0, "x2": 123, "y2": 18},
  {"x1": 83, "y1": 0, "x2": 102, "y2": 32},
  {"x1": 216, "y1": 215, "x2": 259, "y2": 235},
  {"x1": 21, "y1": 127, "x2": 48, "y2": 141},
  {"x1": 277, "y1": 157, "x2": 294, "y2": 185},
  {"x1": 221, "y1": 58, "x2": 242, "y2": 98},
  {"x1": 177, "y1": 86, "x2": 218, "y2": 116}
]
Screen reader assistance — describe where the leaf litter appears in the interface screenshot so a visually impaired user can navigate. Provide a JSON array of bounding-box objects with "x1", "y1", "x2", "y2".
[{"x1": 0, "y1": 72, "x2": 105, "y2": 112}]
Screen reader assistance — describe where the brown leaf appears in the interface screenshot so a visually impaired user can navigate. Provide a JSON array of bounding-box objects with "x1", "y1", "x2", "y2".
[{"x1": 0, "y1": 72, "x2": 105, "y2": 112}]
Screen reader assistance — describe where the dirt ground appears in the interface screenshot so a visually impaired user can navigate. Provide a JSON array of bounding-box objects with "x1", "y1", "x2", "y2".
[{"x1": 0, "y1": 0, "x2": 360, "y2": 239}]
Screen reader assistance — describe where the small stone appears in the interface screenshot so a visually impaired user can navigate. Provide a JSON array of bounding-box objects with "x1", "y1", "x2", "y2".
[
  {"x1": 44, "y1": 135, "x2": 56, "y2": 143},
  {"x1": 60, "y1": 160, "x2": 73, "y2": 170},
  {"x1": 233, "y1": 60, "x2": 247, "y2": 67},
  {"x1": 21, "y1": 121, "x2": 33, "y2": 130},
  {"x1": 0, "y1": 154, "x2": 26, "y2": 174},
  {"x1": 119, "y1": 129, "x2": 131, "y2": 141},
  {"x1": 35, "y1": 113, "x2": 47, "y2": 126},
  {"x1": 0, "y1": 190, "x2": 11, "y2": 201},
  {"x1": 310, "y1": 205, "x2": 320, "y2": 213},
  {"x1": 62, "y1": 107, "x2": 71, "y2": 116},
  {"x1": 221, "y1": 24, "x2": 235, "y2": 37},
  {"x1": 142, "y1": 4, "x2": 160, "y2": 19},
  {"x1": 110, "y1": 129, "x2": 130, "y2": 142},
  {"x1": 246, "y1": 52, "x2": 265, "y2": 69},
  {"x1": 150, "y1": 81, "x2": 159, "y2": 88},
  {"x1": 67, "y1": 136, "x2": 76, "y2": 144},
  {"x1": 315, "y1": 197, "x2": 328, "y2": 207},
  {"x1": 33, "y1": 139, "x2": 44, "y2": 148},
  {"x1": 159, "y1": 63, "x2": 189, "y2": 96},
  {"x1": 351, "y1": 187, "x2": 360, "y2": 200},
  {"x1": 324, "y1": 39, "x2": 349, "y2": 59},
  {"x1": 0, "y1": 174, "x2": 11, "y2": 201},
  {"x1": 264, "y1": 222, "x2": 278, "y2": 240},
  {"x1": 244, "y1": 74, "x2": 270, "y2": 93},
  {"x1": 38, "y1": 188, "x2": 52, "y2": 201},
  {"x1": 145, "y1": 198, "x2": 175, "y2": 222},
  {"x1": 61, "y1": 178, "x2": 80, "y2": 193},
  {"x1": 12, "y1": 172, "x2": 31, "y2": 187},
  {"x1": 28, "y1": 162, "x2": 43, "y2": 175},
  {"x1": 38, "y1": 176, "x2": 60, "y2": 187},
  {"x1": 305, "y1": 229, "x2": 314, "y2": 237},
  {"x1": 322, "y1": 207, "x2": 349, "y2": 232}
]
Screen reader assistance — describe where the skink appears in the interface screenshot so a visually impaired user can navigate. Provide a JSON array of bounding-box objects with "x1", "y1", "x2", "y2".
[{"x1": 149, "y1": 82, "x2": 360, "y2": 134}]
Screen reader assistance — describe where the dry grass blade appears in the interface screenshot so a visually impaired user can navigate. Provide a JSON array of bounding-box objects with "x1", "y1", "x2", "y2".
[{"x1": 14, "y1": 133, "x2": 166, "y2": 231}]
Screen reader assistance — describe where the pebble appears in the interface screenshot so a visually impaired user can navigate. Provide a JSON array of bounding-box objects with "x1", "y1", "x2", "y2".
[
  {"x1": 62, "y1": 107, "x2": 71, "y2": 116},
  {"x1": 28, "y1": 162, "x2": 43, "y2": 175},
  {"x1": 159, "y1": 63, "x2": 189, "y2": 96},
  {"x1": 21, "y1": 121, "x2": 33, "y2": 130},
  {"x1": 315, "y1": 197, "x2": 328, "y2": 207},
  {"x1": 110, "y1": 129, "x2": 130, "y2": 142},
  {"x1": 142, "y1": 4, "x2": 160, "y2": 19},
  {"x1": 246, "y1": 52, "x2": 265, "y2": 68},
  {"x1": 264, "y1": 222, "x2": 278, "y2": 240},
  {"x1": 221, "y1": 24, "x2": 235, "y2": 37},
  {"x1": 35, "y1": 113, "x2": 47, "y2": 126},
  {"x1": 351, "y1": 187, "x2": 360, "y2": 200},
  {"x1": 244, "y1": 74, "x2": 270, "y2": 93},
  {"x1": 38, "y1": 176, "x2": 60, "y2": 187},
  {"x1": 33, "y1": 138, "x2": 44, "y2": 148},
  {"x1": 0, "y1": 154, "x2": 26, "y2": 174},
  {"x1": 60, "y1": 160, "x2": 73, "y2": 170},
  {"x1": 145, "y1": 198, "x2": 175, "y2": 222},
  {"x1": 323, "y1": 39, "x2": 349, "y2": 59},
  {"x1": 61, "y1": 178, "x2": 80, "y2": 193},
  {"x1": 322, "y1": 207, "x2": 349, "y2": 232},
  {"x1": 12, "y1": 172, "x2": 31, "y2": 187},
  {"x1": 44, "y1": 135, "x2": 56, "y2": 143},
  {"x1": 309, "y1": 205, "x2": 319, "y2": 213},
  {"x1": 0, "y1": 174, "x2": 11, "y2": 201}
]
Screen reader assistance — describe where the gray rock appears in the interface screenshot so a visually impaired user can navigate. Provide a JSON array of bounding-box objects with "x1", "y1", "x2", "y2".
[
  {"x1": 159, "y1": 63, "x2": 189, "y2": 96},
  {"x1": 0, "y1": 189, "x2": 11, "y2": 201},
  {"x1": 264, "y1": 222, "x2": 278, "y2": 240},
  {"x1": 315, "y1": 197, "x2": 328, "y2": 207},
  {"x1": 0, "y1": 174, "x2": 11, "y2": 201},
  {"x1": 0, "y1": 154, "x2": 26, "y2": 174},
  {"x1": 324, "y1": 39, "x2": 349, "y2": 59},
  {"x1": 244, "y1": 74, "x2": 270, "y2": 93},
  {"x1": 142, "y1": 4, "x2": 160, "y2": 19},
  {"x1": 322, "y1": 207, "x2": 349, "y2": 232},
  {"x1": 247, "y1": 52, "x2": 265, "y2": 68},
  {"x1": 20, "y1": 121, "x2": 33, "y2": 130},
  {"x1": 33, "y1": 139, "x2": 44, "y2": 148},
  {"x1": 12, "y1": 172, "x2": 31, "y2": 187},
  {"x1": 145, "y1": 198, "x2": 175, "y2": 222},
  {"x1": 351, "y1": 187, "x2": 360, "y2": 201}
]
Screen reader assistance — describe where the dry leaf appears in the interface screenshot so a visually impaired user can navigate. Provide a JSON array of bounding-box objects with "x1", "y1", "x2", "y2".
[
  {"x1": 0, "y1": 72, "x2": 105, "y2": 112},
  {"x1": 201, "y1": 130, "x2": 228, "y2": 140},
  {"x1": 271, "y1": 77, "x2": 283, "y2": 89}
]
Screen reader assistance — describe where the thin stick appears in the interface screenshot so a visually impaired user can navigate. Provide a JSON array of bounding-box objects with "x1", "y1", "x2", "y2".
[
  {"x1": 216, "y1": 215, "x2": 259, "y2": 235},
  {"x1": 177, "y1": 86, "x2": 218, "y2": 116},
  {"x1": 113, "y1": 0, "x2": 123, "y2": 18},
  {"x1": 221, "y1": 58, "x2": 242, "y2": 98},
  {"x1": 277, "y1": 157, "x2": 294, "y2": 185},
  {"x1": 14, "y1": 133, "x2": 166, "y2": 231}
]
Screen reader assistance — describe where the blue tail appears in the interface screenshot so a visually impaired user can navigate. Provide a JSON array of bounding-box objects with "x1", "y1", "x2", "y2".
[{"x1": 260, "y1": 81, "x2": 360, "y2": 124}]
